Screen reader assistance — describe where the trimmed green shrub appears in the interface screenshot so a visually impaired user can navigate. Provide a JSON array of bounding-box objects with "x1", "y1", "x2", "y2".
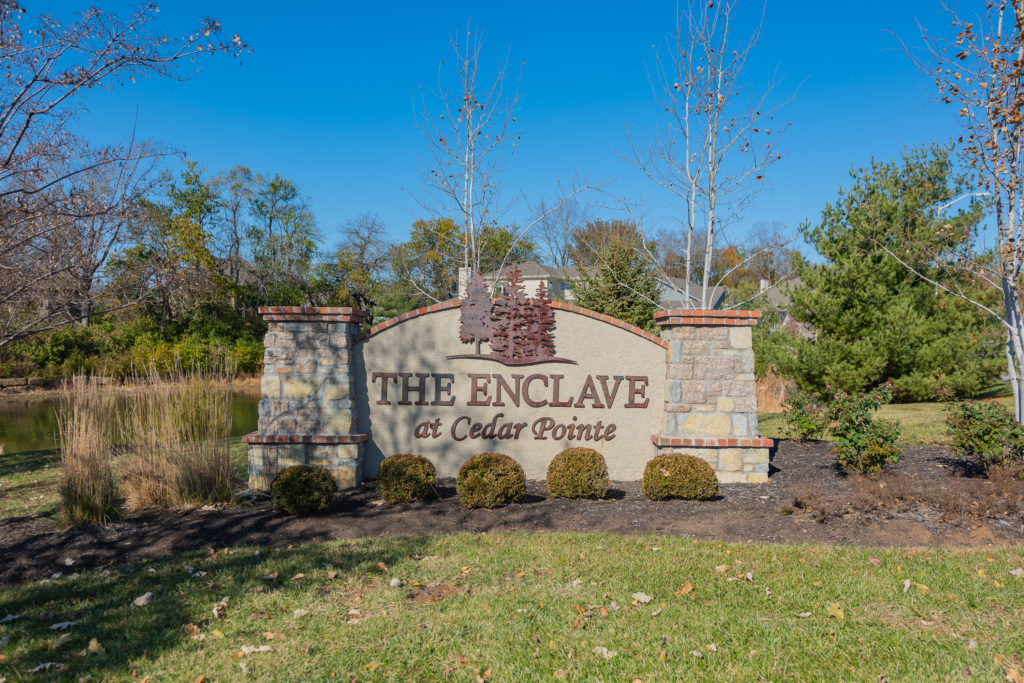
[
  {"x1": 825, "y1": 384, "x2": 902, "y2": 474},
  {"x1": 456, "y1": 452, "x2": 526, "y2": 509},
  {"x1": 376, "y1": 453, "x2": 438, "y2": 504},
  {"x1": 642, "y1": 454, "x2": 719, "y2": 500},
  {"x1": 945, "y1": 398, "x2": 1024, "y2": 473},
  {"x1": 271, "y1": 465, "x2": 337, "y2": 515},
  {"x1": 547, "y1": 447, "x2": 609, "y2": 499}
]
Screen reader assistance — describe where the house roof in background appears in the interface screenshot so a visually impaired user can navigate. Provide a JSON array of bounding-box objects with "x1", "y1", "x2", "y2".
[
  {"x1": 760, "y1": 276, "x2": 802, "y2": 308},
  {"x1": 482, "y1": 261, "x2": 578, "y2": 280}
]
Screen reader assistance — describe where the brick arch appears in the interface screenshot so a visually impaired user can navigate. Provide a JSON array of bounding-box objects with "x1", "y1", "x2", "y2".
[{"x1": 360, "y1": 298, "x2": 667, "y2": 349}]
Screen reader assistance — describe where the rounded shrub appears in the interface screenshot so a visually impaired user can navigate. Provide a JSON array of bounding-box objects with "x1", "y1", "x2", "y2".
[
  {"x1": 456, "y1": 452, "x2": 526, "y2": 509},
  {"x1": 376, "y1": 453, "x2": 438, "y2": 504},
  {"x1": 546, "y1": 447, "x2": 609, "y2": 499},
  {"x1": 271, "y1": 465, "x2": 337, "y2": 515},
  {"x1": 641, "y1": 454, "x2": 719, "y2": 501}
]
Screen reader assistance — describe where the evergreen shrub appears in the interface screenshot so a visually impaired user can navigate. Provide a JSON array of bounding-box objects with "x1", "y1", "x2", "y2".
[
  {"x1": 456, "y1": 453, "x2": 526, "y2": 509},
  {"x1": 271, "y1": 465, "x2": 337, "y2": 515},
  {"x1": 376, "y1": 453, "x2": 438, "y2": 504},
  {"x1": 641, "y1": 454, "x2": 719, "y2": 500},
  {"x1": 546, "y1": 447, "x2": 609, "y2": 499}
]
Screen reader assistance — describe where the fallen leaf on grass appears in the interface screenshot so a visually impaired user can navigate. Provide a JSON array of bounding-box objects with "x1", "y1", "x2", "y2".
[
  {"x1": 291, "y1": 573, "x2": 305, "y2": 582},
  {"x1": 593, "y1": 646, "x2": 616, "y2": 659},
  {"x1": 868, "y1": 557, "x2": 881, "y2": 566},
  {"x1": 87, "y1": 638, "x2": 105, "y2": 655},
  {"x1": 365, "y1": 662, "x2": 381, "y2": 671},
  {"x1": 53, "y1": 633, "x2": 73, "y2": 648},
  {"x1": 376, "y1": 562, "x2": 388, "y2": 573},
  {"x1": 714, "y1": 564, "x2": 729, "y2": 574},
  {"x1": 261, "y1": 572, "x2": 279, "y2": 581},
  {"x1": 240, "y1": 645, "x2": 273, "y2": 654},
  {"x1": 28, "y1": 662, "x2": 61, "y2": 672},
  {"x1": 1009, "y1": 568, "x2": 1023, "y2": 577},
  {"x1": 133, "y1": 592, "x2": 153, "y2": 607},
  {"x1": 706, "y1": 643, "x2": 718, "y2": 652},
  {"x1": 826, "y1": 603, "x2": 844, "y2": 621},
  {"x1": 48, "y1": 621, "x2": 75, "y2": 631},
  {"x1": 631, "y1": 592, "x2": 653, "y2": 604},
  {"x1": 913, "y1": 582, "x2": 930, "y2": 595},
  {"x1": 184, "y1": 624, "x2": 201, "y2": 636},
  {"x1": 903, "y1": 579, "x2": 912, "y2": 593},
  {"x1": 1007, "y1": 669, "x2": 1024, "y2": 683},
  {"x1": 690, "y1": 650, "x2": 703, "y2": 659},
  {"x1": 262, "y1": 632, "x2": 283, "y2": 641},
  {"x1": 796, "y1": 611, "x2": 812, "y2": 618},
  {"x1": 967, "y1": 639, "x2": 978, "y2": 650},
  {"x1": 0, "y1": 614, "x2": 19, "y2": 624},
  {"x1": 675, "y1": 582, "x2": 694, "y2": 596},
  {"x1": 212, "y1": 597, "x2": 229, "y2": 619},
  {"x1": 210, "y1": 630, "x2": 225, "y2": 640},
  {"x1": 599, "y1": 607, "x2": 608, "y2": 617},
  {"x1": 292, "y1": 609, "x2": 308, "y2": 618}
]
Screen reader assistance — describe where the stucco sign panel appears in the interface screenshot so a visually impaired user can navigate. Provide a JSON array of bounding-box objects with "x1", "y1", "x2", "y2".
[{"x1": 353, "y1": 302, "x2": 666, "y2": 480}]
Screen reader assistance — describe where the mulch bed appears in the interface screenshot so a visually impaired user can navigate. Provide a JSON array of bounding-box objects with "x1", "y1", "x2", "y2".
[{"x1": 2, "y1": 439, "x2": 1022, "y2": 585}]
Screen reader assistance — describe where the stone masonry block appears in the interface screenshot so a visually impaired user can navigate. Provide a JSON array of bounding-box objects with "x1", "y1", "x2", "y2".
[
  {"x1": 282, "y1": 378, "x2": 317, "y2": 400},
  {"x1": 680, "y1": 381, "x2": 708, "y2": 403},
  {"x1": 729, "y1": 326, "x2": 753, "y2": 349},
  {"x1": 325, "y1": 412, "x2": 352, "y2": 433},
  {"x1": 740, "y1": 350, "x2": 755, "y2": 374},
  {"x1": 329, "y1": 466, "x2": 360, "y2": 489},
  {"x1": 718, "y1": 448, "x2": 743, "y2": 471},
  {"x1": 694, "y1": 357, "x2": 737, "y2": 380},
  {"x1": 336, "y1": 444, "x2": 361, "y2": 460},
  {"x1": 680, "y1": 341, "x2": 710, "y2": 356},
  {"x1": 716, "y1": 397, "x2": 734, "y2": 412},
  {"x1": 733, "y1": 397, "x2": 759, "y2": 413},
  {"x1": 295, "y1": 357, "x2": 317, "y2": 375},
  {"x1": 668, "y1": 359, "x2": 693, "y2": 379},
  {"x1": 321, "y1": 380, "x2": 350, "y2": 401},
  {"x1": 670, "y1": 326, "x2": 696, "y2": 340},
  {"x1": 667, "y1": 380, "x2": 682, "y2": 404},
  {"x1": 261, "y1": 375, "x2": 281, "y2": 399},
  {"x1": 696, "y1": 327, "x2": 730, "y2": 341},
  {"x1": 732, "y1": 414, "x2": 748, "y2": 436},
  {"x1": 680, "y1": 413, "x2": 732, "y2": 436}
]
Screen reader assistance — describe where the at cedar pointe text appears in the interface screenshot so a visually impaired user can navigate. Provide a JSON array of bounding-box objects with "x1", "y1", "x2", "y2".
[{"x1": 370, "y1": 371, "x2": 650, "y2": 442}]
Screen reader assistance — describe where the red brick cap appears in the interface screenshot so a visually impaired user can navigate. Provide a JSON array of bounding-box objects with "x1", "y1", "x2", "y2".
[
  {"x1": 361, "y1": 298, "x2": 668, "y2": 349},
  {"x1": 650, "y1": 434, "x2": 774, "y2": 448},
  {"x1": 243, "y1": 432, "x2": 368, "y2": 445},
  {"x1": 258, "y1": 306, "x2": 369, "y2": 323},
  {"x1": 654, "y1": 309, "x2": 761, "y2": 327}
]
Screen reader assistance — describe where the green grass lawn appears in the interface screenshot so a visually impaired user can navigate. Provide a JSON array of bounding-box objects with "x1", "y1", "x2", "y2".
[
  {"x1": 0, "y1": 534, "x2": 1022, "y2": 681},
  {"x1": 759, "y1": 397, "x2": 1016, "y2": 446}
]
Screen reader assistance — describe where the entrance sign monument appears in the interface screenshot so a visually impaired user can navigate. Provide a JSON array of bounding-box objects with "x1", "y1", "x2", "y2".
[{"x1": 245, "y1": 270, "x2": 772, "y2": 491}]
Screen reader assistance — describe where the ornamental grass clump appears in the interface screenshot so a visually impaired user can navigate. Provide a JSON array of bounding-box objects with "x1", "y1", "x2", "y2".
[
  {"x1": 376, "y1": 454, "x2": 438, "y2": 504},
  {"x1": 546, "y1": 447, "x2": 609, "y2": 499},
  {"x1": 456, "y1": 452, "x2": 525, "y2": 509},
  {"x1": 57, "y1": 377, "x2": 122, "y2": 526},
  {"x1": 824, "y1": 383, "x2": 902, "y2": 475},
  {"x1": 271, "y1": 465, "x2": 337, "y2": 515},
  {"x1": 642, "y1": 453, "x2": 719, "y2": 501}
]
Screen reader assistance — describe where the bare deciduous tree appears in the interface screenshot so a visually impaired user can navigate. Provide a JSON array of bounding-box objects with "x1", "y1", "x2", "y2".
[
  {"x1": 0, "y1": 2, "x2": 247, "y2": 348},
  {"x1": 629, "y1": 0, "x2": 789, "y2": 308},
  {"x1": 415, "y1": 25, "x2": 520, "y2": 273},
  {"x1": 887, "y1": 1, "x2": 1024, "y2": 421}
]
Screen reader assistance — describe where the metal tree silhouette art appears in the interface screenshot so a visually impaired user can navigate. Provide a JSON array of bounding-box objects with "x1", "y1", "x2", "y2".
[{"x1": 459, "y1": 270, "x2": 492, "y2": 355}]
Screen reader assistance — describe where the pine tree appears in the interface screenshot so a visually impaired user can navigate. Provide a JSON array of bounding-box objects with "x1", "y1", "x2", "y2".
[
  {"x1": 490, "y1": 265, "x2": 529, "y2": 361},
  {"x1": 459, "y1": 270, "x2": 492, "y2": 355},
  {"x1": 529, "y1": 280, "x2": 556, "y2": 358}
]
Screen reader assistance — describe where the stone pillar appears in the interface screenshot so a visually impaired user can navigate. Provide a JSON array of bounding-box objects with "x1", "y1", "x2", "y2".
[
  {"x1": 244, "y1": 306, "x2": 369, "y2": 491},
  {"x1": 652, "y1": 309, "x2": 772, "y2": 484}
]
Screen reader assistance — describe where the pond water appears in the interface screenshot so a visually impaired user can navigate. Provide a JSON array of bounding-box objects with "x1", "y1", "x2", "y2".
[{"x1": 0, "y1": 392, "x2": 260, "y2": 454}]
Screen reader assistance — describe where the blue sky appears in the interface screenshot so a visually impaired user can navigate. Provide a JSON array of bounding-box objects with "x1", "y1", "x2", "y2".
[{"x1": 58, "y1": 1, "x2": 965, "y2": 255}]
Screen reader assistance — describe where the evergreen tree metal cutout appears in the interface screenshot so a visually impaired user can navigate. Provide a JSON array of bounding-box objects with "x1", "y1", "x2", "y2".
[{"x1": 449, "y1": 267, "x2": 574, "y2": 366}]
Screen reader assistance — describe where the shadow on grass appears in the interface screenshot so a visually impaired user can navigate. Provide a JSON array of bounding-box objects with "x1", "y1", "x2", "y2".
[
  {"x1": 0, "y1": 535, "x2": 433, "y2": 680},
  {"x1": 0, "y1": 448, "x2": 58, "y2": 477}
]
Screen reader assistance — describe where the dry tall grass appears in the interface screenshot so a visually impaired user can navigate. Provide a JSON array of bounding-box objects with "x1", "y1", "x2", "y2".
[
  {"x1": 121, "y1": 369, "x2": 234, "y2": 509},
  {"x1": 57, "y1": 379, "x2": 122, "y2": 525},
  {"x1": 756, "y1": 371, "x2": 790, "y2": 414}
]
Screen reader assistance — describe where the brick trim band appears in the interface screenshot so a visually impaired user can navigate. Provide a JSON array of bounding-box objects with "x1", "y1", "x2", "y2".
[
  {"x1": 654, "y1": 309, "x2": 761, "y2": 328},
  {"x1": 258, "y1": 306, "x2": 369, "y2": 323},
  {"x1": 360, "y1": 298, "x2": 668, "y2": 348},
  {"x1": 651, "y1": 435, "x2": 774, "y2": 448},
  {"x1": 243, "y1": 432, "x2": 369, "y2": 445}
]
